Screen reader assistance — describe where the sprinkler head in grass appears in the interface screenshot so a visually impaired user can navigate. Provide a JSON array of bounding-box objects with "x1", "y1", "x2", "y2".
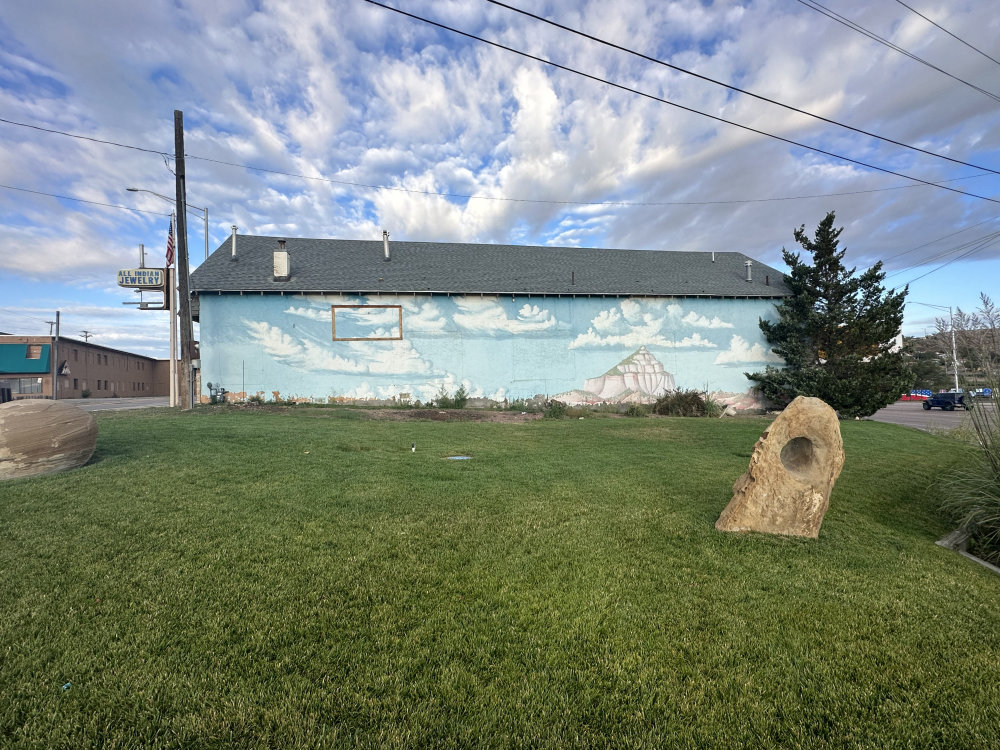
[{"x1": 411, "y1": 443, "x2": 415, "y2": 452}]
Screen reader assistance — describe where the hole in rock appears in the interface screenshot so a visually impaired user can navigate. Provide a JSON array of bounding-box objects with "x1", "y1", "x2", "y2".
[{"x1": 780, "y1": 436, "x2": 815, "y2": 479}]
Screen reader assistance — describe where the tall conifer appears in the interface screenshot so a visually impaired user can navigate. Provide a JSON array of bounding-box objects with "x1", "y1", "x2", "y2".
[{"x1": 747, "y1": 212, "x2": 912, "y2": 418}]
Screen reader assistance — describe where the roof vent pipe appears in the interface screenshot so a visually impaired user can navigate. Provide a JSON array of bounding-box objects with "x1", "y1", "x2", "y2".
[
  {"x1": 744, "y1": 260, "x2": 753, "y2": 282},
  {"x1": 382, "y1": 230, "x2": 390, "y2": 262},
  {"x1": 230, "y1": 226, "x2": 238, "y2": 260},
  {"x1": 274, "y1": 239, "x2": 290, "y2": 281},
  {"x1": 711, "y1": 251, "x2": 715, "y2": 262}
]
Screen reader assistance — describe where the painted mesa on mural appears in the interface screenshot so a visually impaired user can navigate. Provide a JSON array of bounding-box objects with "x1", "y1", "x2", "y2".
[{"x1": 191, "y1": 235, "x2": 790, "y2": 410}]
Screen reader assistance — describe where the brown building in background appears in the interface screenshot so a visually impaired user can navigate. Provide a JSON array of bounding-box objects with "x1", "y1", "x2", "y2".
[{"x1": 0, "y1": 335, "x2": 169, "y2": 400}]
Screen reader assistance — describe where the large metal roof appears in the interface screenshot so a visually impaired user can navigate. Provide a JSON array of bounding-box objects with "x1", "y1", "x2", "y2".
[{"x1": 190, "y1": 235, "x2": 790, "y2": 298}]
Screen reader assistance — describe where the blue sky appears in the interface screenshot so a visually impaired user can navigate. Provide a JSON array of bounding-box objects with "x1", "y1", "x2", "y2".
[{"x1": 1, "y1": 0, "x2": 998, "y2": 356}]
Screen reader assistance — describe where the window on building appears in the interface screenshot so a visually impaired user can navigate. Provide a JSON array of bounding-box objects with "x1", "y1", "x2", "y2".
[
  {"x1": 332, "y1": 305, "x2": 404, "y2": 341},
  {"x1": 26, "y1": 345, "x2": 42, "y2": 359},
  {"x1": 73, "y1": 378, "x2": 79, "y2": 390},
  {"x1": 73, "y1": 349, "x2": 78, "y2": 361},
  {"x1": 14, "y1": 378, "x2": 43, "y2": 394}
]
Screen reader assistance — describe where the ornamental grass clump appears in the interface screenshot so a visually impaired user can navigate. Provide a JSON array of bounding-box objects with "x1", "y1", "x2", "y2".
[
  {"x1": 939, "y1": 293, "x2": 1000, "y2": 564},
  {"x1": 940, "y1": 391, "x2": 1000, "y2": 564}
]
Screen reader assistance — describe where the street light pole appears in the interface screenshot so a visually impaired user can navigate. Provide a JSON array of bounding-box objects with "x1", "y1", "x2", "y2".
[
  {"x1": 912, "y1": 301, "x2": 961, "y2": 392},
  {"x1": 127, "y1": 187, "x2": 210, "y2": 260}
]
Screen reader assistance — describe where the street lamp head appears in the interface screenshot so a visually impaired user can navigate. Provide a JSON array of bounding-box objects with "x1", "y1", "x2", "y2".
[{"x1": 126, "y1": 187, "x2": 138, "y2": 192}]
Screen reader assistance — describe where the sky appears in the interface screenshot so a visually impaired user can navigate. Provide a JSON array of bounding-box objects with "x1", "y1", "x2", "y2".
[{"x1": 1, "y1": 0, "x2": 998, "y2": 357}]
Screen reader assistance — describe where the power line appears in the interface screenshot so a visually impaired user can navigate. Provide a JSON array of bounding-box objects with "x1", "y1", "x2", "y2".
[
  {"x1": 182, "y1": 152, "x2": 989, "y2": 206},
  {"x1": 364, "y1": 0, "x2": 1000, "y2": 206},
  {"x1": 4, "y1": 114, "x2": 988, "y2": 208},
  {"x1": 0, "y1": 117, "x2": 171, "y2": 156},
  {"x1": 879, "y1": 216, "x2": 1000, "y2": 263},
  {"x1": 0, "y1": 308, "x2": 52, "y2": 326},
  {"x1": 486, "y1": 0, "x2": 1000, "y2": 178},
  {"x1": 899, "y1": 233, "x2": 1000, "y2": 285},
  {"x1": 886, "y1": 229, "x2": 1000, "y2": 281},
  {"x1": 795, "y1": 0, "x2": 1000, "y2": 103},
  {"x1": 0, "y1": 184, "x2": 171, "y2": 216},
  {"x1": 892, "y1": 0, "x2": 1000, "y2": 68}
]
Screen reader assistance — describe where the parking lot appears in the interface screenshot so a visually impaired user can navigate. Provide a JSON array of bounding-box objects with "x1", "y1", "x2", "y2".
[
  {"x1": 868, "y1": 399, "x2": 992, "y2": 432},
  {"x1": 60, "y1": 396, "x2": 169, "y2": 412}
]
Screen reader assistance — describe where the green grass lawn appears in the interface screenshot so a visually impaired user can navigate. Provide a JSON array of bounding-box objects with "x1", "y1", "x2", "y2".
[{"x1": 2, "y1": 408, "x2": 999, "y2": 748}]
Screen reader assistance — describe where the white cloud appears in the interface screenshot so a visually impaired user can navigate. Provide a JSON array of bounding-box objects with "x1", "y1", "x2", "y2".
[
  {"x1": 405, "y1": 301, "x2": 449, "y2": 333},
  {"x1": 285, "y1": 305, "x2": 330, "y2": 322},
  {"x1": 713, "y1": 335, "x2": 783, "y2": 365},
  {"x1": 244, "y1": 320, "x2": 435, "y2": 375},
  {"x1": 681, "y1": 311, "x2": 734, "y2": 329},
  {"x1": 570, "y1": 329, "x2": 716, "y2": 350},
  {"x1": 572, "y1": 300, "x2": 717, "y2": 349},
  {"x1": 1, "y1": 0, "x2": 998, "y2": 357},
  {"x1": 591, "y1": 308, "x2": 621, "y2": 332},
  {"x1": 452, "y1": 296, "x2": 557, "y2": 333}
]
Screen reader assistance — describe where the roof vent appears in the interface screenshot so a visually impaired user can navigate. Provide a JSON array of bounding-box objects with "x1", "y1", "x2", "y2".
[
  {"x1": 230, "y1": 226, "x2": 238, "y2": 261},
  {"x1": 744, "y1": 260, "x2": 753, "y2": 282},
  {"x1": 382, "y1": 229, "x2": 390, "y2": 262},
  {"x1": 274, "y1": 239, "x2": 290, "y2": 281}
]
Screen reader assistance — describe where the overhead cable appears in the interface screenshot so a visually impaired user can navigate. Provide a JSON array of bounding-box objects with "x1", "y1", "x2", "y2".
[
  {"x1": 899, "y1": 233, "x2": 1000, "y2": 284},
  {"x1": 363, "y1": 0, "x2": 1000, "y2": 206},
  {"x1": 0, "y1": 117, "x2": 170, "y2": 156},
  {"x1": 0, "y1": 183, "x2": 171, "y2": 216},
  {"x1": 892, "y1": 0, "x2": 1000, "y2": 68},
  {"x1": 486, "y1": 0, "x2": 1000, "y2": 177},
  {"x1": 795, "y1": 0, "x2": 1000, "y2": 103},
  {"x1": 3, "y1": 114, "x2": 985, "y2": 208},
  {"x1": 182, "y1": 152, "x2": 988, "y2": 206},
  {"x1": 880, "y1": 216, "x2": 1000, "y2": 263}
]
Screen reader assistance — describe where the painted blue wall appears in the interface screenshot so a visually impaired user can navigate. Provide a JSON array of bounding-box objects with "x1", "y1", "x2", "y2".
[{"x1": 199, "y1": 294, "x2": 782, "y2": 407}]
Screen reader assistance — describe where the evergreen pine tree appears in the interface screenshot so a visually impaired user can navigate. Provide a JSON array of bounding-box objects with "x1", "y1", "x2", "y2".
[{"x1": 747, "y1": 212, "x2": 913, "y2": 418}]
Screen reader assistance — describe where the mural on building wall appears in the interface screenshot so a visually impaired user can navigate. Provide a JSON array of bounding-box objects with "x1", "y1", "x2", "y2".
[{"x1": 199, "y1": 293, "x2": 783, "y2": 409}]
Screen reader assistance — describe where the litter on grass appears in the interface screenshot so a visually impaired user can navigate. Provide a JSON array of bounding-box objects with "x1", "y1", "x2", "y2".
[{"x1": 446, "y1": 456, "x2": 472, "y2": 460}]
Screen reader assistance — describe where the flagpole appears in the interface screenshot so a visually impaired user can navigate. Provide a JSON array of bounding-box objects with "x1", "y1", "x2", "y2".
[{"x1": 169, "y1": 211, "x2": 178, "y2": 408}]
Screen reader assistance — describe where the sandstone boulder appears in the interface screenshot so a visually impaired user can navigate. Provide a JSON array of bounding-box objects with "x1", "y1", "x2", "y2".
[
  {"x1": 0, "y1": 400, "x2": 97, "y2": 480},
  {"x1": 715, "y1": 396, "x2": 844, "y2": 538}
]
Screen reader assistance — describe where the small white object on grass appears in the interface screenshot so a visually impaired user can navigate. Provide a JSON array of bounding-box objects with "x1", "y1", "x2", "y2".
[{"x1": 411, "y1": 443, "x2": 416, "y2": 452}]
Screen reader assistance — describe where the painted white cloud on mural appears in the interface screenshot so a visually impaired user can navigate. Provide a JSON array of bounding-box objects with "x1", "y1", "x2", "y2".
[
  {"x1": 403, "y1": 300, "x2": 449, "y2": 333},
  {"x1": 285, "y1": 305, "x2": 330, "y2": 322},
  {"x1": 713, "y1": 335, "x2": 783, "y2": 365},
  {"x1": 339, "y1": 305, "x2": 400, "y2": 327},
  {"x1": 591, "y1": 308, "x2": 621, "y2": 332},
  {"x1": 570, "y1": 329, "x2": 716, "y2": 350},
  {"x1": 355, "y1": 340, "x2": 436, "y2": 375},
  {"x1": 453, "y1": 296, "x2": 557, "y2": 334},
  {"x1": 572, "y1": 299, "x2": 716, "y2": 350},
  {"x1": 682, "y1": 311, "x2": 734, "y2": 329},
  {"x1": 244, "y1": 320, "x2": 436, "y2": 375}
]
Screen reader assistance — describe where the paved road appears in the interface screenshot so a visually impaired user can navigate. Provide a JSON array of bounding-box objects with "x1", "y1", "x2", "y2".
[
  {"x1": 868, "y1": 400, "x2": 992, "y2": 432},
  {"x1": 61, "y1": 397, "x2": 169, "y2": 412}
]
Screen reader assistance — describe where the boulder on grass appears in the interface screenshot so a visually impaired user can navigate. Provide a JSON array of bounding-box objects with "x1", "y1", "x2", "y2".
[
  {"x1": 715, "y1": 396, "x2": 844, "y2": 538},
  {"x1": 0, "y1": 400, "x2": 97, "y2": 480}
]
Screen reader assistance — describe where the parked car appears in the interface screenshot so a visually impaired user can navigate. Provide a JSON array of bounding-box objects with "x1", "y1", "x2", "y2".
[{"x1": 922, "y1": 392, "x2": 971, "y2": 411}]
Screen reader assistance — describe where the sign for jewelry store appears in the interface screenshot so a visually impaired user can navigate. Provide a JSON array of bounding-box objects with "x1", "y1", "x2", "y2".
[{"x1": 117, "y1": 268, "x2": 166, "y2": 288}]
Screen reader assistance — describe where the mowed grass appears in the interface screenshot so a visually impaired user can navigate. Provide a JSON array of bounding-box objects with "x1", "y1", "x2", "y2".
[{"x1": 2, "y1": 408, "x2": 999, "y2": 748}]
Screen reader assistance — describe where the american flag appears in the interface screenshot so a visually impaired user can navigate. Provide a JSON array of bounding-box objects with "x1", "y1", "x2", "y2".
[{"x1": 166, "y1": 218, "x2": 175, "y2": 266}]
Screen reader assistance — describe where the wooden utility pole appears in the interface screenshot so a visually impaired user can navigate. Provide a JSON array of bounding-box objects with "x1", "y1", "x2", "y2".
[
  {"x1": 51, "y1": 311, "x2": 60, "y2": 400},
  {"x1": 174, "y1": 110, "x2": 194, "y2": 410}
]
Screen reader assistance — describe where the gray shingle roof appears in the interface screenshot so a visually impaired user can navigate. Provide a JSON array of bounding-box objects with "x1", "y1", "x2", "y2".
[{"x1": 190, "y1": 235, "x2": 790, "y2": 298}]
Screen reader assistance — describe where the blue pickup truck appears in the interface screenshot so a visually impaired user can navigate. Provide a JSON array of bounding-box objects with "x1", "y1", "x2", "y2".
[{"x1": 922, "y1": 392, "x2": 971, "y2": 411}]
